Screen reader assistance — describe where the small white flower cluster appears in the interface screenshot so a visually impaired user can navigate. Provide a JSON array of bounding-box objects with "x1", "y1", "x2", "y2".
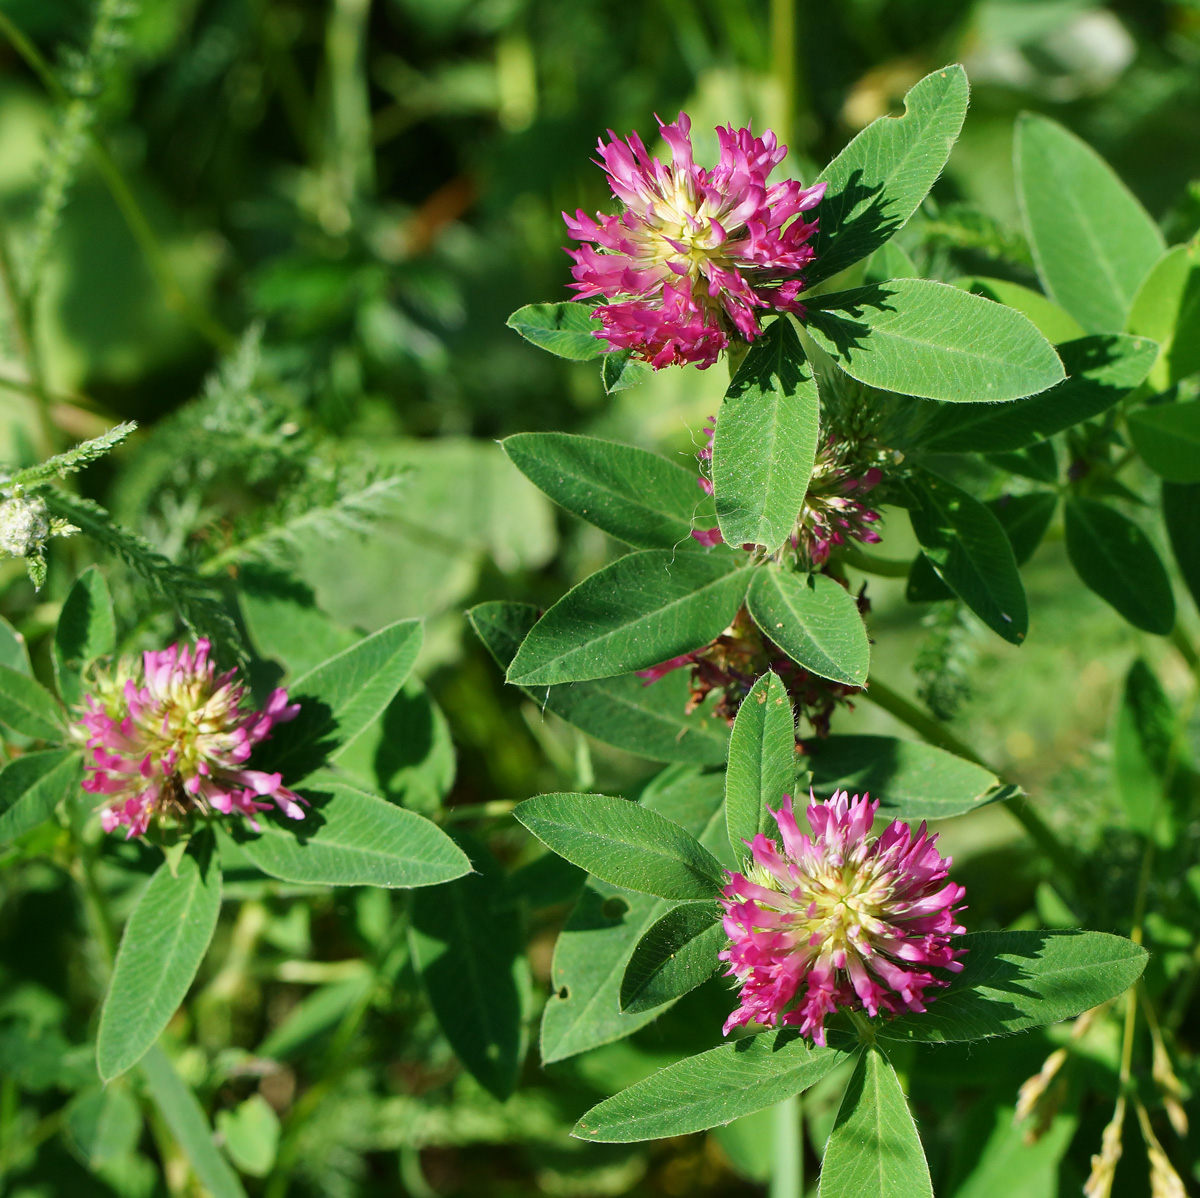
[{"x1": 0, "y1": 491, "x2": 79, "y2": 589}]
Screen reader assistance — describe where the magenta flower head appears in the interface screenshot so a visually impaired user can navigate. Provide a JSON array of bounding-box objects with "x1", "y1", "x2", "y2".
[
  {"x1": 719, "y1": 791, "x2": 965, "y2": 1046},
  {"x1": 79, "y1": 638, "x2": 304, "y2": 838},
  {"x1": 563, "y1": 114, "x2": 826, "y2": 369}
]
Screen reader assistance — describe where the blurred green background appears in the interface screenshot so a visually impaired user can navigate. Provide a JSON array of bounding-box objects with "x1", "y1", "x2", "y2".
[{"x1": 2, "y1": 0, "x2": 1200, "y2": 1194}]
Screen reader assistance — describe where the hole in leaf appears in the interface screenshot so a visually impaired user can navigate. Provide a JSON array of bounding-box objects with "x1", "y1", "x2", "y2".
[
  {"x1": 557, "y1": 986, "x2": 570, "y2": 1000},
  {"x1": 601, "y1": 896, "x2": 629, "y2": 920}
]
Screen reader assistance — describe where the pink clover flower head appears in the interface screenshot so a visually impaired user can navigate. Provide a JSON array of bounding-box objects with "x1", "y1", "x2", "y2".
[
  {"x1": 793, "y1": 439, "x2": 885, "y2": 567},
  {"x1": 79, "y1": 638, "x2": 305, "y2": 838},
  {"x1": 719, "y1": 790, "x2": 966, "y2": 1046},
  {"x1": 564, "y1": 115, "x2": 826, "y2": 369}
]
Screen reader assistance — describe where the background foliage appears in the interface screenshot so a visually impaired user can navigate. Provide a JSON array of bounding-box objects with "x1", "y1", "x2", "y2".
[{"x1": 1, "y1": 0, "x2": 1199, "y2": 1195}]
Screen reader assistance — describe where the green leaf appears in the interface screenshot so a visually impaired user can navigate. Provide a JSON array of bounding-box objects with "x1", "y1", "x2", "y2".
[
  {"x1": 0, "y1": 616, "x2": 31, "y2": 675},
  {"x1": 1016, "y1": 113, "x2": 1165, "y2": 334},
  {"x1": 726, "y1": 671, "x2": 796, "y2": 859},
  {"x1": 913, "y1": 334, "x2": 1157, "y2": 454},
  {"x1": 540, "y1": 770, "x2": 727, "y2": 1063},
  {"x1": 236, "y1": 782, "x2": 471, "y2": 888},
  {"x1": 807, "y1": 735, "x2": 1017, "y2": 820},
  {"x1": 65, "y1": 1084, "x2": 143, "y2": 1171},
  {"x1": 1163, "y1": 481, "x2": 1200, "y2": 611},
  {"x1": 951, "y1": 1104, "x2": 1078, "y2": 1198},
  {"x1": 1113, "y1": 659, "x2": 1177, "y2": 835},
  {"x1": 501, "y1": 433, "x2": 705, "y2": 550},
  {"x1": 986, "y1": 441, "x2": 1058, "y2": 485},
  {"x1": 1063, "y1": 498, "x2": 1175, "y2": 635},
  {"x1": 602, "y1": 348, "x2": 653, "y2": 392},
  {"x1": 1128, "y1": 400, "x2": 1200, "y2": 482},
  {"x1": 1126, "y1": 240, "x2": 1200, "y2": 389},
  {"x1": 506, "y1": 301, "x2": 606, "y2": 360},
  {"x1": 238, "y1": 565, "x2": 357, "y2": 677},
  {"x1": 805, "y1": 280, "x2": 1064, "y2": 403},
  {"x1": 506, "y1": 550, "x2": 749, "y2": 687},
  {"x1": 334, "y1": 678, "x2": 456, "y2": 816},
  {"x1": 864, "y1": 242, "x2": 919, "y2": 285},
  {"x1": 541, "y1": 882, "x2": 673, "y2": 1064},
  {"x1": 747, "y1": 567, "x2": 870, "y2": 686},
  {"x1": 713, "y1": 318, "x2": 819, "y2": 550},
  {"x1": 809, "y1": 65, "x2": 969, "y2": 284},
  {"x1": 574, "y1": 1030, "x2": 847, "y2": 1142},
  {"x1": 98, "y1": 839, "x2": 222, "y2": 1080},
  {"x1": 818, "y1": 1047, "x2": 932, "y2": 1198},
  {"x1": 908, "y1": 472, "x2": 1028, "y2": 644},
  {"x1": 53, "y1": 567, "x2": 116, "y2": 709},
  {"x1": 470, "y1": 601, "x2": 730, "y2": 765},
  {"x1": 951, "y1": 276, "x2": 1086, "y2": 345},
  {"x1": 988, "y1": 493, "x2": 1058, "y2": 567},
  {"x1": 0, "y1": 664, "x2": 63, "y2": 741},
  {"x1": 259, "y1": 617, "x2": 423, "y2": 777},
  {"x1": 0, "y1": 749, "x2": 82, "y2": 847},
  {"x1": 215, "y1": 1095, "x2": 280, "y2": 1178},
  {"x1": 879, "y1": 929, "x2": 1148, "y2": 1044},
  {"x1": 139, "y1": 1046, "x2": 248, "y2": 1198},
  {"x1": 905, "y1": 553, "x2": 954, "y2": 603},
  {"x1": 410, "y1": 836, "x2": 529, "y2": 1100},
  {"x1": 619, "y1": 900, "x2": 723, "y2": 1013},
  {"x1": 514, "y1": 792, "x2": 725, "y2": 900}
]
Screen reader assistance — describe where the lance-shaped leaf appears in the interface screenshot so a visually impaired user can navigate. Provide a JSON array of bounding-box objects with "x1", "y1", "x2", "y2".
[
  {"x1": 410, "y1": 836, "x2": 529, "y2": 1100},
  {"x1": 1127, "y1": 240, "x2": 1200, "y2": 389},
  {"x1": 804, "y1": 280, "x2": 1064, "y2": 403},
  {"x1": 912, "y1": 334, "x2": 1157, "y2": 454},
  {"x1": 951, "y1": 276, "x2": 1085, "y2": 344},
  {"x1": 1127, "y1": 400, "x2": 1200, "y2": 483},
  {"x1": 990, "y1": 492, "x2": 1058, "y2": 567},
  {"x1": 712, "y1": 318, "x2": 819, "y2": 550},
  {"x1": 236, "y1": 782, "x2": 470, "y2": 888},
  {"x1": 880, "y1": 929, "x2": 1147, "y2": 1044},
  {"x1": 574, "y1": 1029, "x2": 847, "y2": 1142},
  {"x1": 514, "y1": 792, "x2": 725, "y2": 900},
  {"x1": 808, "y1": 65, "x2": 969, "y2": 285},
  {"x1": 540, "y1": 770, "x2": 727, "y2": 1064},
  {"x1": 507, "y1": 550, "x2": 750, "y2": 686},
  {"x1": 0, "y1": 616, "x2": 30, "y2": 676},
  {"x1": 818, "y1": 1047, "x2": 932, "y2": 1198},
  {"x1": 806, "y1": 735, "x2": 1017, "y2": 821},
  {"x1": 747, "y1": 567, "x2": 870, "y2": 686},
  {"x1": 1064, "y1": 498, "x2": 1174, "y2": 635},
  {"x1": 502, "y1": 432, "x2": 706, "y2": 549},
  {"x1": 619, "y1": 900, "x2": 724, "y2": 1013},
  {"x1": 506, "y1": 301, "x2": 606, "y2": 359},
  {"x1": 726, "y1": 671, "x2": 796, "y2": 859},
  {"x1": 98, "y1": 838, "x2": 222, "y2": 1080},
  {"x1": 0, "y1": 749, "x2": 83, "y2": 847},
  {"x1": 470, "y1": 602, "x2": 730, "y2": 765},
  {"x1": 1016, "y1": 113, "x2": 1165, "y2": 334},
  {"x1": 53, "y1": 567, "x2": 116, "y2": 709},
  {"x1": 0, "y1": 665, "x2": 63, "y2": 741},
  {"x1": 1163, "y1": 482, "x2": 1200, "y2": 611},
  {"x1": 140, "y1": 1047, "x2": 247, "y2": 1198},
  {"x1": 258, "y1": 618, "x2": 424, "y2": 778},
  {"x1": 907, "y1": 472, "x2": 1028, "y2": 644}
]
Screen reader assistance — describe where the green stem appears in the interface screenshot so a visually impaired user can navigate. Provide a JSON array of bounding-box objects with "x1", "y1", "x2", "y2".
[
  {"x1": 838, "y1": 544, "x2": 912, "y2": 578},
  {"x1": 770, "y1": 0, "x2": 796, "y2": 153},
  {"x1": 0, "y1": 10, "x2": 234, "y2": 353},
  {"x1": 769, "y1": 1093, "x2": 802, "y2": 1198},
  {"x1": 1172, "y1": 622, "x2": 1200, "y2": 680},
  {"x1": 399, "y1": 1146, "x2": 439, "y2": 1198},
  {"x1": 863, "y1": 676, "x2": 1080, "y2": 889},
  {"x1": 439, "y1": 799, "x2": 516, "y2": 824}
]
